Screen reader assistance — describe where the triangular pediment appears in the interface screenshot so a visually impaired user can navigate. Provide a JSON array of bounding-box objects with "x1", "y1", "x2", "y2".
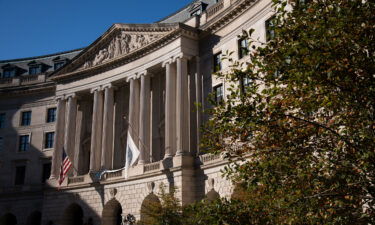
[{"x1": 54, "y1": 23, "x2": 181, "y2": 78}]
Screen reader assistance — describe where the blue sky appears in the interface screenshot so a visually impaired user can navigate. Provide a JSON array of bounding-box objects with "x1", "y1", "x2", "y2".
[{"x1": 0, "y1": 0, "x2": 193, "y2": 60}]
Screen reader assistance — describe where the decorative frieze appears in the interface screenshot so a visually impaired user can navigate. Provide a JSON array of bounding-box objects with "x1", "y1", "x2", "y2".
[{"x1": 81, "y1": 32, "x2": 164, "y2": 69}]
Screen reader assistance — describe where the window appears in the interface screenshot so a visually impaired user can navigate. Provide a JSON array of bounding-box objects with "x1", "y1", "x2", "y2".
[
  {"x1": 54, "y1": 62, "x2": 65, "y2": 70},
  {"x1": 240, "y1": 77, "x2": 251, "y2": 94},
  {"x1": 265, "y1": 16, "x2": 276, "y2": 41},
  {"x1": 238, "y1": 38, "x2": 249, "y2": 59},
  {"x1": 242, "y1": 77, "x2": 251, "y2": 88},
  {"x1": 213, "y1": 52, "x2": 222, "y2": 72},
  {"x1": 191, "y1": 9, "x2": 202, "y2": 16},
  {"x1": 21, "y1": 111, "x2": 32, "y2": 126},
  {"x1": 41, "y1": 163, "x2": 51, "y2": 183},
  {"x1": 0, "y1": 137, "x2": 3, "y2": 151},
  {"x1": 213, "y1": 84, "x2": 224, "y2": 104},
  {"x1": 3, "y1": 68, "x2": 16, "y2": 78},
  {"x1": 46, "y1": 108, "x2": 56, "y2": 123},
  {"x1": 44, "y1": 132, "x2": 55, "y2": 149},
  {"x1": 0, "y1": 113, "x2": 5, "y2": 128},
  {"x1": 29, "y1": 65, "x2": 41, "y2": 75},
  {"x1": 15, "y1": 165, "x2": 26, "y2": 185},
  {"x1": 19, "y1": 135, "x2": 30, "y2": 152}
]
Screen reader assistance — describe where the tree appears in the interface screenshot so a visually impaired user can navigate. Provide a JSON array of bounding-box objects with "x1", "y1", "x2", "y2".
[{"x1": 200, "y1": 0, "x2": 375, "y2": 223}]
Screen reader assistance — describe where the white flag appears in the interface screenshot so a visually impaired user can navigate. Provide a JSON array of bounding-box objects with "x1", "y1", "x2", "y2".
[{"x1": 125, "y1": 131, "x2": 140, "y2": 178}]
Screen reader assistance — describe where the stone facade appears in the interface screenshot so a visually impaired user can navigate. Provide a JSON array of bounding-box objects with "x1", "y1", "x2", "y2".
[{"x1": 0, "y1": 0, "x2": 274, "y2": 224}]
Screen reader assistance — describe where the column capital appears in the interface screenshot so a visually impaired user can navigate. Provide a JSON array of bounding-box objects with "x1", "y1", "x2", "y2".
[
  {"x1": 102, "y1": 83, "x2": 115, "y2": 90},
  {"x1": 173, "y1": 53, "x2": 193, "y2": 62},
  {"x1": 126, "y1": 76, "x2": 136, "y2": 82},
  {"x1": 136, "y1": 70, "x2": 148, "y2": 79},
  {"x1": 65, "y1": 93, "x2": 76, "y2": 100},
  {"x1": 55, "y1": 95, "x2": 65, "y2": 101},
  {"x1": 90, "y1": 87, "x2": 101, "y2": 93},
  {"x1": 162, "y1": 58, "x2": 173, "y2": 68}
]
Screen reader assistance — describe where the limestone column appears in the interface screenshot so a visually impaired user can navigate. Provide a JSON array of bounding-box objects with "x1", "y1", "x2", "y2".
[
  {"x1": 64, "y1": 94, "x2": 77, "y2": 167},
  {"x1": 90, "y1": 88, "x2": 104, "y2": 172},
  {"x1": 138, "y1": 73, "x2": 151, "y2": 164},
  {"x1": 176, "y1": 56, "x2": 190, "y2": 155},
  {"x1": 163, "y1": 60, "x2": 177, "y2": 158},
  {"x1": 195, "y1": 56, "x2": 202, "y2": 154},
  {"x1": 50, "y1": 97, "x2": 66, "y2": 179},
  {"x1": 101, "y1": 85, "x2": 115, "y2": 170},
  {"x1": 128, "y1": 78, "x2": 140, "y2": 156}
]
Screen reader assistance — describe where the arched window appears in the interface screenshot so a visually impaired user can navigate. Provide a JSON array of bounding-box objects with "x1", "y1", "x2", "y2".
[
  {"x1": 0, "y1": 213, "x2": 17, "y2": 225},
  {"x1": 61, "y1": 203, "x2": 84, "y2": 225},
  {"x1": 139, "y1": 193, "x2": 161, "y2": 225},
  {"x1": 102, "y1": 199, "x2": 122, "y2": 225},
  {"x1": 26, "y1": 211, "x2": 42, "y2": 225}
]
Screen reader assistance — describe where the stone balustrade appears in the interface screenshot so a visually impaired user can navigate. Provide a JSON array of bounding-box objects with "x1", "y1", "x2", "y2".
[
  {"x1": 207, "y1": 0, "x2": 224, "y2": 18},
  {"x1": 0, "y1": 74, "x2": 47, "y2": 87},
  {"x1": 144, "y1": 161, "x2": 161, "y2": 173}
]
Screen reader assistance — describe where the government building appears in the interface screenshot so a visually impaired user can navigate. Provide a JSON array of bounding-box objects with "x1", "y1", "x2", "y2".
[{"x1": 0, "y1": 0, "x2": 274, "y2": 224}]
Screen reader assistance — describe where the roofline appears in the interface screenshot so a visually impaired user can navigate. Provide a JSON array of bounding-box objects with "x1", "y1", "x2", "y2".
[
  {"x1": 0, "y1": 47, "x2": 85, "y2": 64},
  {"x1": 156, "y1": 0, "x2": 200, "y2": 23}
]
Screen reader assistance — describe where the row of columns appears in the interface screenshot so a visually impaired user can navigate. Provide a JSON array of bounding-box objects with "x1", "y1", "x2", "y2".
[{"x1": 50, "y1": 53, "x2": 197, "y2": 179}]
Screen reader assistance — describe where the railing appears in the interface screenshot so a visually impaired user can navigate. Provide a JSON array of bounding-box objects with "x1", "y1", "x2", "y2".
[
  {"x1": 207, "y1": 0, "x2": 224, "y2": 18},
  {"x1": 200, "y1": 153, "x2": 221, "y2": 164},
  {"x1": 106, "y1": 170, "x2": 123, "y2": 179},
  {"x1": 0, "y1": 78, "x2": 12, "y2": 84},
  {"x1": 20, "y1": 75, "x2": 39, "y2": 84},
  {"x1": 68, "y1": 176, "x2": 84, "y2": 184},
  {"x1": 144, "y1": 162, "x2": 160, "y2": 173}
]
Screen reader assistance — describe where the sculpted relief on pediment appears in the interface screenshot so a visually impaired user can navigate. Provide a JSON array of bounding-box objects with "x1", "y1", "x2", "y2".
[{"x1": 81, "y1": 31, "x2": 165, "y2": 69}]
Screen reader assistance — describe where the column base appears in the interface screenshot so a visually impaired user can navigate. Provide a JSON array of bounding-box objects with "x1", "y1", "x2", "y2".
[{"x1": 173, "y1": 154, "x2": 194, "y2": 168}]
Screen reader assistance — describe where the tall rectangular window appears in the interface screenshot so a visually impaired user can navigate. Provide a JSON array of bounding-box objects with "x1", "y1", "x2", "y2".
[
  {"x1": 19, "y1": 135, "x2": 30, "y2": 152},
  {"x1": 41, "y1": 163, "x2": 51, "y2": 183},
  {"x1": 0, "y1": 137, "x2": 3, "y2": 151},
  {"x1": 0, "y1": 113, "x2": 5, "y2": 128},
  {"x1": 213, "y1": 52, "x2": 222, "y2": 72},
  {"x1": 238, "y1": 38, "x2": 249, "y2": 59},
  {"x1": 15, "y1": 166, "x2": 26, "y2": 185},
  {"x1": 266, "y1": 16, "x2": 276, "y2": 41},
  {"x1": 213, "y1": 84, "x2": 224, "y2": 104},
  {"x1": 44, "y1": 132, "x2": 55, "y2": 149},
  {"x1": 21, "y1": 111, "x2": 32, "y2": 126},
  {"x1": 46, "y1": 108, "x2": 56, "y2": 123}
]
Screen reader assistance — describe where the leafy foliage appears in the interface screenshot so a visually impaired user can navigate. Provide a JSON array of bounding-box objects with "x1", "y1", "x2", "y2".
[{"x1": 200, "y1": 0, "x2": 375, "y2": 223}]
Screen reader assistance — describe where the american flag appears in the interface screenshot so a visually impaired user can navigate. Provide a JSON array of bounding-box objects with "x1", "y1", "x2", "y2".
[{"x1": 59, "y1": 148, "x2": 72, "y2": 185}]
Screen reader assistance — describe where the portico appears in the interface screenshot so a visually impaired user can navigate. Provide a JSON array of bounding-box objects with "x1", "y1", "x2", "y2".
[{"x1": 50, "y1": 23, "x2": 201, "y2": 182}]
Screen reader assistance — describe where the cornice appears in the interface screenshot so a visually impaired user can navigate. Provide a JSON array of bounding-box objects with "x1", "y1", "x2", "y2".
[
  {"x1": 201, "y1": 0, "x2": 260, "y2": 34},
  {"x1": 0, "y1": 82, "x2": 55, "y2": 97},
  {"x1": 52, "y1": 23, "x2": 198, "y2": 83}
]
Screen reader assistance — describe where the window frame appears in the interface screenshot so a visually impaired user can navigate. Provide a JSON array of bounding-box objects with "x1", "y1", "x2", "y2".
[
  {"x1": 265, "y1": 16, "x2": 276, "y2": 41},
  {"x1": 44, "y1": 131, "x2": 55, "y2": 150},
  {"x1": 238, "y1": 38, "x2": 249, "y2": 59},
  {"x1": 41, "y1": 162, "x2": 51, "y2": 183},
  {"x1": 18, "y1": 134, "x2": 31, "y2": 152},
  {"x1": 46, "y1": 107, "x2": 57, "y2": 123},
  {"x1": 54, "y1": 61, "x2": 65, "y2": 71},
  {"x1": 0, "y1": 112, "x2": 5, "y2": 128},
  {"x1": 3, "y1": 68, "x2": 16, "y2": 78},
  {"x1": 29, "y1": 65, "x2": 42, "y2": 75},
  {"x1": 213, "y1": 52, "x2": 222, "y2": 73},
  {"x1": 14, "y1": 165, "x2": 26, "y2": 186},
  {"x1": 20, "y1": 110, "x2": 32, "y2": 126},
  {"x1": 0, "y1": 136, "x2": 3, "y2": 152},
  {"x1": 213, "y1": 83, "x2": 224, "y2": 104}
]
